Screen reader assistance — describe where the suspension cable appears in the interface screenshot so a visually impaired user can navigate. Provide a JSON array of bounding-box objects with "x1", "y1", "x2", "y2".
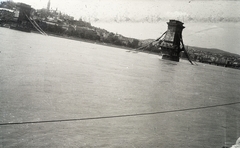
[{"x1": 0, "y1": 101, "x2": 239, "y2": 126}]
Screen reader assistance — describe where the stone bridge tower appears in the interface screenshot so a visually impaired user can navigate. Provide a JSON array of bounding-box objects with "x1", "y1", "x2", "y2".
[{"x1": 160, "y1": 20, "x2": 185, "y2": 62}]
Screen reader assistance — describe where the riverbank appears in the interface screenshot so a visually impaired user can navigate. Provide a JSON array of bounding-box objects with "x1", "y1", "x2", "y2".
[
  {"x1": 46, "y1": 32, "x2": 133, "y2": 51},
  {"x1": 39, "y1": 29, "x2": 240, "y2": 69},
  {"x1": 2, "y1": 25, "x2": 240, "y2": 69}
]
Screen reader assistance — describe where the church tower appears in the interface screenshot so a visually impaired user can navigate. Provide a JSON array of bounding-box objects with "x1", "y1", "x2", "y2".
[{"x1": 47, "y1": 0, "x2": 50, "y2": 11}]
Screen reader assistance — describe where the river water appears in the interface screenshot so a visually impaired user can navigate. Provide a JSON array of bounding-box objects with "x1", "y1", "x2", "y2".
[{"x1": 0, "y1": 27, "x2": 239, "y2": 148}]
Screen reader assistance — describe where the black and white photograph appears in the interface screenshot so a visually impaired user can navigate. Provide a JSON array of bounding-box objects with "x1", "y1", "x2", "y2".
[{"x1": 0, "y1": 0, "x2": 239, "y2": 147}]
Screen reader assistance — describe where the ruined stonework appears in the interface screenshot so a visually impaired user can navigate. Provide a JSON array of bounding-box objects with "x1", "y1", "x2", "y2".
[{"x1": 160, "y1": 20, "x2": 185, "y2": 62}]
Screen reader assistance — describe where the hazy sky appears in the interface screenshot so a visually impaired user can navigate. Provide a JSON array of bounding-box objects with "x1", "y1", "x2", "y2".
[{"x1": 6, "y1": 0, "x2": 240, "y2": 22}]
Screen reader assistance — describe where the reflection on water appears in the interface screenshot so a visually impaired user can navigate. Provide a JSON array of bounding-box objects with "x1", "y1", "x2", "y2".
[{"x1": 0, "y1": 28, "x2": 239, "y2": 148}]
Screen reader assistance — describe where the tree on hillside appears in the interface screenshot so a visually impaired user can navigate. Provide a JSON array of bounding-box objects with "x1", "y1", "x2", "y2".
[
  {"x1": 128, "y1": 39, "x2": 139, "y2": 48},
  {"x1": 36, "y1": 9, "x2": 50, "y2": 19},
  {"x1": 0, "y1": 1, "x2": 16, "y2": 9}
]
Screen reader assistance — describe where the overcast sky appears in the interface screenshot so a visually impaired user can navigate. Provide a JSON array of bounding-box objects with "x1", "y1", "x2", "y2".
[{"x1": 4, "y1": 0, "x2": 239, "y2": 22}]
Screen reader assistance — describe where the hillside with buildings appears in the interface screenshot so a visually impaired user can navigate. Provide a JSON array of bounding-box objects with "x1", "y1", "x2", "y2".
[
  {"x1": 0, "y1": 0, "x2": 240, "y2": 69},
  {"x1": 0, "y1": 0, "x2": 141, "y2": 48}
]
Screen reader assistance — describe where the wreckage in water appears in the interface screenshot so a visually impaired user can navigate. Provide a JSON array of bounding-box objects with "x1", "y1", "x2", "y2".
[
  {"x1": 136, "y1": 20, "x2": 193, "y2": 64},
  {"x1": 160, "y1": 20, "x2": 193, "y2": 64}
]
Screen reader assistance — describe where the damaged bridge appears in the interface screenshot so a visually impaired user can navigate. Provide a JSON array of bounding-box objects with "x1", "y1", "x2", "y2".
[{"x1": 137, "y1": 20, "x2": 194, "y2": 65}]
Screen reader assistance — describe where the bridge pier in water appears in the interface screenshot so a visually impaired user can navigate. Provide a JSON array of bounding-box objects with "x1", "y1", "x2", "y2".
[{"x1": 160, "y1": 20, "x2": 185, "y2": 62}]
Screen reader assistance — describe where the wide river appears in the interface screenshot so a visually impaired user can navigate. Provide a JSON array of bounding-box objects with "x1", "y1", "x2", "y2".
[{"x1": 0, "y1": 27, "x2": 239, "y2": 148}]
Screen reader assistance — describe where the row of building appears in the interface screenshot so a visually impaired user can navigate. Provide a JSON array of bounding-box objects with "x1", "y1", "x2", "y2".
[
  {"x1": 186, "y1": 48, "x2": 240, "y2": 68},
  {"x1": 0, "y1": 1, "x2": 75, "y2": 32}
]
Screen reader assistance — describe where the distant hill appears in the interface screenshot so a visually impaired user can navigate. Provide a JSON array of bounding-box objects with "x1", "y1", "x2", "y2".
[{"x1": 187, "y1": 46, "x2": 240, "y2": 57}]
